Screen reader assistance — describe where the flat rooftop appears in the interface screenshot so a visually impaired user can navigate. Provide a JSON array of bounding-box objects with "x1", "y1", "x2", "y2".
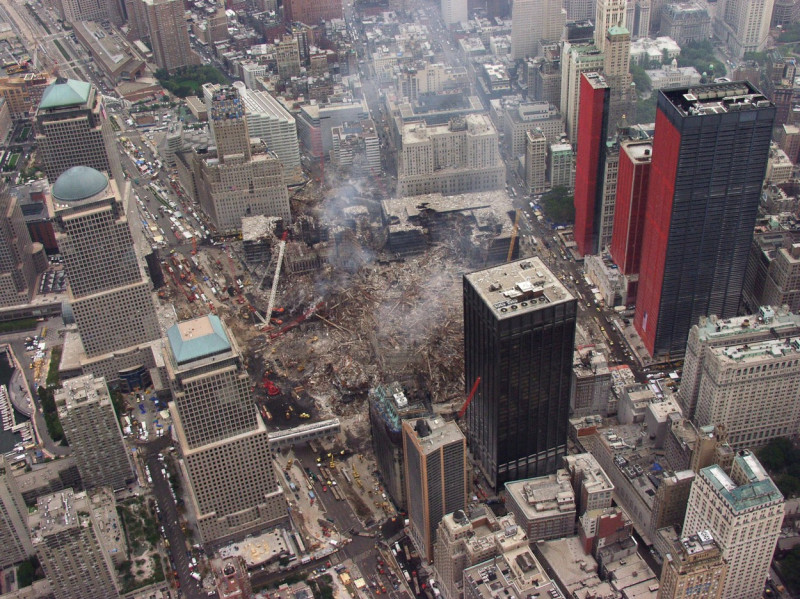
[
  {"x1": 29, "y1": 488, "x2": 83, "y2": 542},
  {"x1": 661, "y1": 81, "x2": 773, "y2": 117},
  {"x1": 583, "y1": 72, "x2": 608, "y2": 89},
  {"x1": 405, "y1": 416, "x2": 464, "y2": 454},
  {"x1": 166, "y1": 314, "x2": 232, "y2": 365},
  {"x1": 506, "y1": 471, "x2": 576, "y2": 520},
  {"x1": 465, "y1": 257, "x2": 574, "y2": 320}
]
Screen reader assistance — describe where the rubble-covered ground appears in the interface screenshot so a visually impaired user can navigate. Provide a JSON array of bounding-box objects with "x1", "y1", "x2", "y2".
[{"x1": 222, "y1": 182, "x2": 473, "y2": 445}]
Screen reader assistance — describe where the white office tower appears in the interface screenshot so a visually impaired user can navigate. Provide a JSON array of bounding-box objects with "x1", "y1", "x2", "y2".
[
  {"x1": 683, "y1": 451, "x2": 784, "y2": 599},
  {"x1": 511, "y1": 0, "x2": 566, "y2": 60},
  {"x1": 441, "y1": 0, "x2": 467, "y2": 25},
  {"x1": 55, "y1": 375, "x2": 135, "y2": 491},
  {"x1": 594, "y1": 0, "x2": 627, "y2": 50},
  {"x1": 0, "y1": 457, "x2": 33, "y2": 569},
  {"x1": 236, "y1": 84, "x2": 302, "y2": 183},
  {"x1": 713, "y1": 0, "x2": 775, "y2": 58},
  {"x1": 50, "y1": 167, "x2": 160, "y2": 358},
  {"x1": 166, "y1": 315, "x2": 287, "y2": 546},
  {"x1": 29, "y1": 489, "x2": 120, "y2": 599}
]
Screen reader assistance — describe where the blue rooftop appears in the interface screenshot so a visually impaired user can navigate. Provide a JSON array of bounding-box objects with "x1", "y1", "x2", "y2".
[
  {"x1": 167, "y1": 314, "x2": 231, "y2": 365},
  {"x1": 39, "y1": 79, "x2": 92, "y2": 110}
]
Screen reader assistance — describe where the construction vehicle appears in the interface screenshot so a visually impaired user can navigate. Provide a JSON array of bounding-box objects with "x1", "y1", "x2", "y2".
[
  {"x1": 262, "y1": 373, "x2": 281, "y2": 396},
  {"x1": 253, "y1": 232, "x2": 289, "y2": 328}
]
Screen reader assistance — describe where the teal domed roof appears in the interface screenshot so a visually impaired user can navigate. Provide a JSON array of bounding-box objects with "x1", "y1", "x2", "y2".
[{"x1": 52, "y1": 166, "x2": 108, "y2": 202}]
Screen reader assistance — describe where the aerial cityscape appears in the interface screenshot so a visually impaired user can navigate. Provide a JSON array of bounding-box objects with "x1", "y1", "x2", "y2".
[{"x1": 0, "y1": 0, "x2": 799, "y2": 597}]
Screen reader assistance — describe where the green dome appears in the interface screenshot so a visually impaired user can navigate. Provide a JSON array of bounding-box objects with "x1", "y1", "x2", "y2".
[{"x1": 52, "y1": 167, "x2": 108, "y2": 202}]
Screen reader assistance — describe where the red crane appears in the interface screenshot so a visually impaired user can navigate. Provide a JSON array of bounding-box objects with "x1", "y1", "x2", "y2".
[{"x1": 457, "y1": 377, "x2": 481, "y2": 420}]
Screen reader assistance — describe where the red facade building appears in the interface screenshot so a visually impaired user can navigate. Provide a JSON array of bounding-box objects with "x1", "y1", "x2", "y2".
[
  {"x1": 609, "y1": 139, "x2": 651, "y2": 304},
  {"x1": 284, "y1": 0, "x2": 343, "y2": 25},
  {"x1": 574, "y1": 73, "x2": 610, "y2": 256},
  {"x1": 634, "y1": 82, "x2": 775, "y2": 357}
]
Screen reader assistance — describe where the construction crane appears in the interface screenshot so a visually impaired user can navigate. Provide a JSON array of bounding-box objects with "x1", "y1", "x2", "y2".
[
  {"x1": 507, "y1": 210, "x2": 520, "y2": 262},
  {"x1": 264, "y1": 231, "x2": 289, "y2": 326},
  {"x1": 456, "y1": 377, "x2": 481, "y2": 420}
]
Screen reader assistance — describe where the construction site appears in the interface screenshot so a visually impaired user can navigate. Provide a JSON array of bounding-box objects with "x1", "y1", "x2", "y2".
[{"x1": 155, "y1": 182, "x2": 523, "y2": 454}]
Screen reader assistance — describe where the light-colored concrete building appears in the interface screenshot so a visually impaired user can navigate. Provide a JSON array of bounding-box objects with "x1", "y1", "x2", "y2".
[
  {"x1": 563, "y1": 453, "x2": 614, "y2": 515},
  {"x1": 403, "y1": 417, "x2": 467, "y2": 562},
  {"x1": 128, "y1": 0, "x2": 198, "y2": 71},
  {"x1": 462, "y1": 539, "x2": 561, "y2": 599},
  {"x1": 0, "y1": 97, "x2": 11, "y2": 145},
  {"x1": 198, "y1": 86, "x2": 291, "y2": 232},
  {"x1": 397, "y1": 114, "x2": 504, "y2": 197},
  {"x1": 29, "y1": 489, "x2": 120, "y2": 599},
  {"x1": 34, "y1": 79, "x2": 122, "y2": 184},
  {"x1": 560, "y1": 42, "x2": 605, "y2": 141},
  {"x1": 504, "y1": 100, "x2": 564, "y2": 156},
  {"x1": 49, "y1": 167, "x2": 160, "y2": 358},
  {"x1": 511, "y1": 0, "x2": 566, "y2": 60},
  {"x1": 505, "y1": 470, "x2": 577, "y2": 540},
  {"x1": 678, "y1": 307, "x2": 800, "y2": 419},
  {"x1": 658, "y1": 530, "x2": 727, "y2": 599},
  {"x1": 56, "y1": 375, "x2": 135, "y2": 491},
  {"x1": 0, "y1": 457, "x2": 33, "y2": 569},
  {"x1": 433, "y1": 510, "x2": 524, "y2": 599},
  {"x1": 595, "y1": 0, "x2": 627, "y2": 51},
  {"x1": 713, "y1": 0, "x2": 775, "y2": 58},
  {"x1": 682, "y1": 451, "x2": 783, "y2": 599},
  {"x1": 57, "y1": 0, "x2": 108, "y2": 23},
  {"x1": 646, "y1": 62, "x2": 702, "y2": 90},
  {"x1": 331, "y1": 120, "x2": 381, "y2": 177},
  {"x1": 296, "y1": 96, "x2": 369, "y2": 159},
  {"x1": 441, "y1": 0, "x2": 467, "y2": 26},
  {"x1": 525, "y1": 129, "x2": 548, "y2": 194},
  {"x1": 693, "y1": 333, "x2": 800, "y2": 450},
  {"x1": 548, "y1": 142, "x2": 574, "y2": 189},
  {"x1": 0, "y1": 188, "x2": 44, "y2": 308},
  {"x1": 236, "y1": 84, "x2": 301, "y2": 181},
  {"x1": 166, "y1": 314, "x2": 287, "y2": 546}
]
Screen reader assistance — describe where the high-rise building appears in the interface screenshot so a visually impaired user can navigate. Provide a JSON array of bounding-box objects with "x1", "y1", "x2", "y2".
[
  {"x1": 464, "y1": 258, "x2": 577, "y2": 488},
  {"x1": 565, "y1": 0, "x2": 596, "y2": 20},
  {"x1": 275, "y1": 36, "x2": 301, "y2": 80},
  {"x1": 603, "y1": 26, "x2": 635, "y2": 128},
  {"x1": 434, "y1": 510, "x2": 517, "y2": 599},
  {"x1": 511, "y1": 0, "x2": 566, "y2": 60},
  {"x1": 525, "y1": 130, "x2": 548, "y2": 194},
  {"x1": 368, "y1": 382, "x2": 430, "y2": 510},
  {"x1": 397, "y1": 115, "x2": 505, "y2": 197},
  {"x1": 560, "y1": 42, "x2": 605, "y2": 141},
  {"x1": 236, "y1": 85, "x2": 301, "y2": 181},
  {"x1": 574, "y1": 73, "x2": 610, "y2": 256},
  {"x1": 56, "y1": 375, "x2": 134, "y2": 491},
  {"x1": 690, "y1": 325, "x2": 800, "y2": 450},
  {"x1": 441, "y1": 0, "x2": 467, "y2": 25},
  {"x1": 282, "y1": 0, "x2": 343, "y2": 25},
  {"x1": 49, "y1": 167, "x2": 160, "y2": 359},
  {"x1": 658, "y1": 531, "x2": 727, "y2": 599},
  {"x1": 563, "y1": 453, "x2": 614, "y2": 515},
  {"x1": 683, "y1": 451, "x2": 783, "y2": 599},
  {"x1": 678, "y1": 307, "x2": 800, "y2": 419},
  {"x1": 49, "y1": 167, "x2": 160, "y2": 358},
  {"x1": 713, "y1": 0, "x2": 775, "y2": 58},
  {"x1": 462, "y1": 541, "x2": 561, "y2": 599},
  {"x1": 128, "y1": 0, "x2": 197, "y2": 71},
  {"x1": 197, "y1": 86, "x2": 291, "y2": 233},
  {"x1": 504, "y1": 101, "x2": 564, "y2": 156},
  {"x1": 610, "y1": 139, "x2": 651, "y2": 284},
  {"x1": 166, "y1": 314, "x2": 287, "y2": 545},
  {"x1": 403, "y1": 417, "x2": 467, "y2": 562},
  {"x1": 634, "y1": 83, "x2": 775, "y2": 357},
  {"x1": 548, "y1": 142, "x2": 575, "y2": 188},
  {"x1": 650, "y1": 469, "x2": 695, "y2": 540},
  {"x1": 29, "y1": 489, "x2": 120, "y2": 599},
  {"x1": 504, "y1": 470, "x2": 577, "y2": 540},
  {"x1": 594, "y1": 0, "x2": 627, "y2": 50},
  {"x1": 0, "y1": 458, "x2": 33, "y2": 569},
  {"x1": 57, "y1": 0, "x2": 109, "y2": 23},
  {"x1": 34, "y1": 79, "x2": 122, "y2": 184},
  {"x1": 660, "y1": 3, "x2": 712, "y2": 46},
  {"x1": 0, "y1": 187, "x2": 44, "y2": 307}
]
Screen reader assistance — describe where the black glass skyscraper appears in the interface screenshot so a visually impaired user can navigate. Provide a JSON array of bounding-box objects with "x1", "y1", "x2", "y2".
[{"x1": 463, "y1": 258, "x2": 577, "y2": 489}]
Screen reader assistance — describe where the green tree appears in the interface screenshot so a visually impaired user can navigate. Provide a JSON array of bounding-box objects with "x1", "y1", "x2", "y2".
[
  {"x1": 541, "y1": 186, "x2": 575, "y2": 224},
  {"x1": 17, "y1": 557, "x2": 40, "y2": 588},
  {"x1": 630, "y1": 64, "x2": 651, "y2": 94},
  {"x1": 677, "y1": 40, "x2": 726, "y2": 78}
]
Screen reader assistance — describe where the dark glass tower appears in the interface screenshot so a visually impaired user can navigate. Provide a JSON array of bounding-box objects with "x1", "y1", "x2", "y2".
[
  {"x1": 634, "y1": 82, "x2": 776, "y2": 357},
  {"x1": 464, "y1": 258, "x2": 577, "y2": 489}
]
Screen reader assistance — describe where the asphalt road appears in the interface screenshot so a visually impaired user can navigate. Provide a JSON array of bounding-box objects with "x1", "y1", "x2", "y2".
[{"x1": 144, "y1": 438, "x2": 215, "y2": 599}]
